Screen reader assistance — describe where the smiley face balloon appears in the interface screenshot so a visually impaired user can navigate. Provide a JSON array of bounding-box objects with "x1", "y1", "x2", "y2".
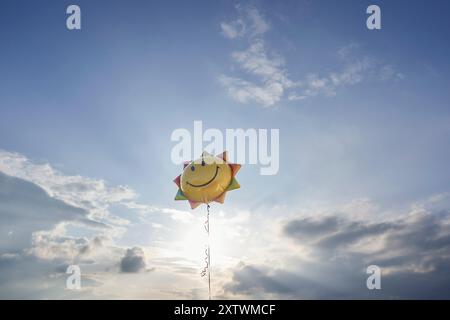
[{"x1": 174, "y1": 151, "x2": 241, "y2": 209}]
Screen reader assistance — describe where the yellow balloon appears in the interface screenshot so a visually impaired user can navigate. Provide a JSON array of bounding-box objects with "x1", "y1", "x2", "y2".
[
  {"x1": 174, "y1": 151, "x2": 241, "y2": 209},
  {"x1": 181, "y1": 154, "x2": 231, "y2": 203}
]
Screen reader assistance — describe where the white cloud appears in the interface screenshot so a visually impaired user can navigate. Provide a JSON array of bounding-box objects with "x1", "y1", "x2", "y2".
[
  {"x1": 220, "y1": 38, "x2": 298, "y2": 107},
  {"x1": 219, "y1": 75, "x2": 285, "y2": 107},
  {"x1": 30, "y1": 226, "x2": 107, "y2": 262},
  {"x1": 298, "y1": 44, "x2": 404, "y2": 99},
  {"x1": 219, "y1": 8, "x2": 403, "y2": 107},
  {"x1": 231, "y1": 40, "x2": 296, "y2": 87},
  {"x1": 220, "y1": 20, "x2": 245, "y2": 39},
  {"x1": 245, "y1": 6, "x2": 270, "y2": 36},
  {"x1": 219, "y1": 7, "x2": 296, "y2": 107}
]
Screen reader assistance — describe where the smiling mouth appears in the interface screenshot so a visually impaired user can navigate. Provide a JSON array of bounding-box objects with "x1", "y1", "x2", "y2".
[{"x1": 187, "y1": 166, "x2": 220, "y2": 188}]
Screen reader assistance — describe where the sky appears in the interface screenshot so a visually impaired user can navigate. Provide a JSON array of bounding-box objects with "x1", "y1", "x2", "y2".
[{"x1": 1, "y1": 0, "x2": 450, "y2": 299}]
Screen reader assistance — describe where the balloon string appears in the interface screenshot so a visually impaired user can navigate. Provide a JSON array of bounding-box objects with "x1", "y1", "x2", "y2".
[{"x1": 200, "y1": 204, "x2": 211, "y2": 300}]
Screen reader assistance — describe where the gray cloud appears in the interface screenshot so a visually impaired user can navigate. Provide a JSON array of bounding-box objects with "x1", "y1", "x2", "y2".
[
  {"x1": 120, "y1": 247, "x2": 146, "y2": 273},
  {"x1": 0, "y1": 172, "x2": 98, "y2": 254},
  {"x1": 283, "y1": 215, "x2": 400, "y2": 250},
  {"x1": 225, "y1": 206, "x2": 450, "y2": 299},
  {"x1": 283, "y1": 210, "x2": 450, "y2": 265},
  {"x1": 224, "y1": 264, "x2": 338, "y2": 299}
]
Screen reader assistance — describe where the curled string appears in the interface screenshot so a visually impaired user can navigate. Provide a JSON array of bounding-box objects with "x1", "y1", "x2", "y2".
[
  {"x1": 200, "y1": 204, "x2": 211, "y2": 300},
  {"x1": 200, "y1": 247, "x2": 208, "y2": 277}
]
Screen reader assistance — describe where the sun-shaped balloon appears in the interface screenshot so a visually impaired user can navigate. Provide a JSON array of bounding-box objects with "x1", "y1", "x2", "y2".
[{"x1": 173, "y1": 151, "x2": 241, "y2": 209}]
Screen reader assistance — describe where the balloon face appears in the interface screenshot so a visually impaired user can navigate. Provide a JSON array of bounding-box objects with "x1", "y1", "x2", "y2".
[
  {"x1": 174, "y1": 151, "x2": 241, "y2": 209},
  {"x1": 180, "y1": 155, "x2": 232, "y2": 203}
]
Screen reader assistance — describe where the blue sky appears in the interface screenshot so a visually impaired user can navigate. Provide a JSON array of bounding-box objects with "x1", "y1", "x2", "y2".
[{"x1": 1, "y1": 0, "x2": 450, "y2": 299}]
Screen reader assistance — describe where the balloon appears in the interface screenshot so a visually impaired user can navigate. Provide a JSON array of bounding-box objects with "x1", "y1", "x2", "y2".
[{"x1": 174, "y1": 151, "x2": 241, "y2": 209}]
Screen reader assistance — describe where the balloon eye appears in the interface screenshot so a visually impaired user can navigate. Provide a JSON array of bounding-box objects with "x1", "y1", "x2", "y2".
[
  {"x1": 201, "y1": 160, "x2": 206, "y2": 166},
  {"x1": 191, "y1": 166, "x2": 195, "y2": 171}
]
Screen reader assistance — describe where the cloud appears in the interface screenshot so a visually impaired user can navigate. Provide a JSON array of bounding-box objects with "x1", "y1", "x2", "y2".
[
  {"x1": 282, "y1": 207, "x2": 450, "y2": 266},
  {"x1": 2, "y1": 147, "x2": 448, "y2": 299},
  {"x1": 379, "y1": 64, "x2": 405, "y2": 81},
  {"x1": 0, "y1": 149, "x2": 144, "y2": 265},
  {"x1": 225, "y1": 264, "x2": 338, "y2": 299},
  {"x1": 219, "y1": 7, "x2": 297, "y2": 107},
  {"x1": 283, "y1": 215, "x2": 397, "y2": 251},
  {"x1": 0, "y1": 171, "x2": 104, "y2": 254},
  {"x1": 0, "y1": 147, "x2": 214, "y2": 298},
  {"x1": 0, "y1": 149, "x2": 136, "y2": 226},
  {"x1": 120, "y1": 247, "x2": 147, "y2": 273},
  {"x1": 231, "y1": 41, "x2": 286, "y2": 81},
  {"x1": 121, "y1": 201, "x2": 194, "y2": 223},
  {"x1": 219, "y1": 75, "x2": 285, "y2": 107},
  {"x1": 221, "y1": 5, "x2": 269, "y2": 39},
  {"x1": 224, "y1": 195, "x2": 450, "y2": 299},
  {"x1": 31, "y1": 228, "x2": 106, "y2": 262},
  {"x1": 299, "y1": 44, "x2": 404, "y2": 98},
  {"x1": 225, "y1": 264, "x2": 299, "y2": 295},
  {"x1": 0, "y1": 149, "x2": 167, "y2": 297},
  {"x1": 219, "y1": 9, "x2": 403, "y2": 107},
  {"x1": 220, "y1": 20, "x2": 245, "y2": 39}
]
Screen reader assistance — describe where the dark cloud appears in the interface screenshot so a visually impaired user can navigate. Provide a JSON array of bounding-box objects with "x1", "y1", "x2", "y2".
[
  {"x1": 120, "y1": 247, "x2": 146, "y2": 273},
  {"x1": 0, "y1": 172, "x2": 92, "y2": 253},
  {"x1": 283, "y1": 216, "x2": 340, "y2": 238},
  {"x1": 226, "y1": 265, "x2": 293, "y2": 295},
  {"x1": 225, "y1": 209, "x2": 450, "y2": 299},
  {"x1": 224, "y1": 264, "x2": 339, "y2": 299},
  {"x1": 282, "y1": 211, "x2": 450, "y2": 259},
  {"x1": 283, "y1": 215, "x2": 401, "y2": 250},
  {"x1": 225, "y1": 258, "x2": 450, "y2": 299},
  {"x1": 0, "y1": 171, "x2": 115, "y2": 298}
]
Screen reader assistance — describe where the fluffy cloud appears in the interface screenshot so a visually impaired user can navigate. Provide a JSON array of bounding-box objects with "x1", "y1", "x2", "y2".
[{"x1": 31, "y1": 229, "x2": 107, "y2": 262}]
